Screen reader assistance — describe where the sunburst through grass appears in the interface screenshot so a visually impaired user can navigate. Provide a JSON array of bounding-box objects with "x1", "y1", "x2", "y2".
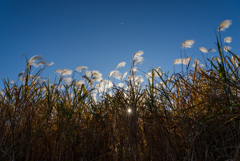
[{"x1": 1, "y1": 20, "x2": 240, "y2": 161}]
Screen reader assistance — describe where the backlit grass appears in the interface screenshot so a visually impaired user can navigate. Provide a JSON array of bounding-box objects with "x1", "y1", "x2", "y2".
[{"x1": 1, "y1": 19, "x2": 240, "y2": 161}]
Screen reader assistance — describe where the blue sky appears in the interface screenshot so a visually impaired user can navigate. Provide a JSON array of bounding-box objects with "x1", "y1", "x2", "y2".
[{"x1": 0, "y1": 0, "x2": 240, "y2": 89}]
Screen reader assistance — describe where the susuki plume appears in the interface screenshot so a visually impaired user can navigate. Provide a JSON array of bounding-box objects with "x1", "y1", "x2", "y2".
[
  {"x1": 216, "y1": 57, "x2": 221, "y2": 62},
  {"x1": 109, "y1": 70, "x2": 121, "y2": 79},
  {"x1": 116, "y1": 62, "x2": 126, "y2": 69},
  {"x1": 133, "y1": 50, "x2": 144, "y2": 66},
  {"x1": 199, "y1": 47, "x2": 208, "y2": 53},
  {"x1": 174, "y1": 57, "x2": 191, "y2": 65},
  {"x1": 55, "y1": 69, "x2": 72, "y2": 76},
  {"x1": 28, "y1": 55, "x2": 43, "y2": 63},
  {"x1": 75, "y1": 66, "x2": 88, "y2": 72},
  {"x1": 224, "y1": 37, "x2": 232, "y2": 43},
  {"x1": 75, "y1": 80, "x2": 84, "y2": 88},
  {"x1": 130, "y1": 67, "x2": 138, "y2": 72},
  {"x1": 133, "y1": 50, "x2": 144, "y2": 59},
  {"x1": 63, "y1": 77, "x2": 73, "y2": 84},
  {"x1": 208, "y1": 48, "x2": 216, "y2": 52},
  {"x1": 117, "y1": 83, "x2": 124, "y2": 88},
  {"x1": 231, "y1": 56, "x2": 239, "y2": 68},
  {"x1": 122, "y1": 72, "x2": 128, "y2": 80},
  {"x1": 48, "y1": 62, "x2": 54, "y2": 66},
  {"x1": 181, "y1": 40, "x2": 195, "y2": 49},
  {"x1": 192, "y1": 58, "x2": 200, "y2": 67},
  {"x1": 224, "y1": 46, "x2": 232, "y2": 52},
  {"x1": 218, "y1": 20, "x2": 232, "y2": 32}
]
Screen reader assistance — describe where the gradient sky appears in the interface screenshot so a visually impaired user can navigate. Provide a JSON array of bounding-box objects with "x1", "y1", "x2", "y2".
[{"x1": 0, "y1": 0, "x2": 240, "y2": 89}]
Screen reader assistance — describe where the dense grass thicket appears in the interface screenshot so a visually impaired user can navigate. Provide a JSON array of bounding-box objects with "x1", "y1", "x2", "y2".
[{"x1": 1, "y1": 20, "x2": 240, "y2": 161}]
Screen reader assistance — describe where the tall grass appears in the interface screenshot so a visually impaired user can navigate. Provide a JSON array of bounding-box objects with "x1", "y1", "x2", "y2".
[{"x1": 1, "y1": 20, "x2": 240, "y2": 161}]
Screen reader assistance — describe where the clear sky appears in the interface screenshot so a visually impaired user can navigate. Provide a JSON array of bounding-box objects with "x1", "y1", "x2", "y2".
[{"x1": 0, "y1": 0, "x2": 240, "y2": 89}]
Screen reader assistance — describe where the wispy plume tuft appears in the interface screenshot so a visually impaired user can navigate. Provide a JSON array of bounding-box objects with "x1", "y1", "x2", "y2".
[
  {"x1": 54, "y1": 69, "x2": 72, "y2": 76},
  {"x1": 224, "y1": 46, "x2": 232, "y2": 52},
  {"x1": 224, "y1": 37, "x2": 232, "y2": 43},
  {"x1": 75, "y1": 66, "x2": 88, "y2": 72},
  {"x1": 174, "y1": 57, "x2": 191, "y2": 65},
  {"x1": 133, "y1": 50, "x2": 144, "y2": 66},
  {"x1": 117, "y1": 83, "x2": 124, "y2": 88},
  {"x1": 109, "y1": 70, "x2": 121, "y2": 79},
  {"x1": 48, "y1": 62, "x2": 54, "y2": 66},
  {"x1": 181, "y1": 40, "x2": 195, "y2": 49},
  {"x1": 208, "y1": 48, "x2": 216, "y2": 52},
  {"x1": 192, "y1": 58, "x2": 200, "y2": 67},
  {"x1": 199, "y1": 47, "x2": 208, "y2": 53},
  {"x1": 122, "y1": 72, "x2": 128, "y2": 81},
  {"x1": 218, "y1": 20, "x2": 232, "y2": 32},
  {"x1": 29, "y1": 55, "x2": 43, "y2": 63},
  {"x1": 231, "y1": 56, "x2": 239, "y2": 68},
  {"x1": 116, "y1": 62, "x2": 126, "y2": 69},
  {"x1": 130, "y1": 67, "x2": 138, "y2": 72},
  {"x1": 133, "y1": 50, "x2": 144, "y2": 59}
]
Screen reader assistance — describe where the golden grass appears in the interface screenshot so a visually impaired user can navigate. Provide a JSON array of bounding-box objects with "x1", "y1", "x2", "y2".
[{"x1": 1, "y1": 26, "x2": 240, "y2": 161}]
